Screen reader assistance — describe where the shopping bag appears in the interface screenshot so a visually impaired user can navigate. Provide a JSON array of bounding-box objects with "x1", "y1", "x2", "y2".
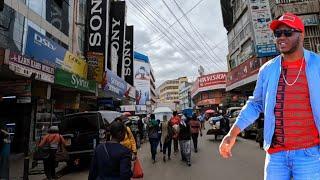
[
  {"x1": 132, "y1": 158, "x2": 143, "y2": 178},
  {"x1": 33, "y1": 146, "x2": 49, "y2": 160},
  {"x1": 55, "y1": 145, "x2": 69, "y2": 162}
]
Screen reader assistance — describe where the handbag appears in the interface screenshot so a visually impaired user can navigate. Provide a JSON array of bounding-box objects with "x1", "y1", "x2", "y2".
[
  {"x1": 132, "y1": 158, "x2": 143, "y2": 178},
  {"x1": 33, "y1": 145, "x2": 50, "y2": 160},
  {"x1": 55, "y1": 136, "x2": 69, "y2": 162}
]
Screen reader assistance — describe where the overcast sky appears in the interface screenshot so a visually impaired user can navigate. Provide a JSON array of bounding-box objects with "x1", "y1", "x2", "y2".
[{"x1": 127, "y1": 0, "x2": 228, "y2": 87}]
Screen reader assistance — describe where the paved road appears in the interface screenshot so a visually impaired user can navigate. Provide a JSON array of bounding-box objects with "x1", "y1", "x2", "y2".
[{"x1": 42, "y1": 131, "x2": 265, "y2": 180}]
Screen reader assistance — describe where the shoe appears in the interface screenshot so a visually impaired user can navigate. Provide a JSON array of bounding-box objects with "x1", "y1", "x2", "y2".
[
  {"x1": 187, "y1": 162, "x2": 191, "y2": 166},
  {"x1": 168, "y1": 157, "x2": 171, "y2": 160},
  {"x1": 195, "y1": 149, "x2": 198, "y2": 153},
  {"x1": 163, "y1": 156, "x2": 166, "y2": 162},
  {"x1": 152, "y1": 159, "x2": 156, "y2": 164}
]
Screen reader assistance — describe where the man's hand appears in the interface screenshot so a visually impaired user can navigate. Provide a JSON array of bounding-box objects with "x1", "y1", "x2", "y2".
[{"x1": 219, "y1": 134, "x2": 237, "y2": 158}]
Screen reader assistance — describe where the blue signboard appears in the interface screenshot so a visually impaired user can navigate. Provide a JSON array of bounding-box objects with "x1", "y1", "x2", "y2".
[
  {"x1": 256, "y1": 44, "x2": 279, "y2": 57},
  {"x1": 104, "y1": 69, "x2": 127, "y2": 96},
  {"x1": 25, "y1": 26, "x2": 67, "y2": 67}
]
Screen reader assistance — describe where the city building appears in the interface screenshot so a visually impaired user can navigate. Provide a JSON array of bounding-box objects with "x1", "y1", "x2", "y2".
[
  {"x1": 157, "y1": 77, "x2": 188, "y2": 110},
  {"x1": 179, "y1": 81, "x2": 194, "y2": 111},
  {"x1": 220, "y1": 0, "x2": 320, "y2": 101}
]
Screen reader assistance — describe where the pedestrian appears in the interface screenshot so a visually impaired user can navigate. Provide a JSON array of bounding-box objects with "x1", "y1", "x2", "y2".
[
  {"x1": 189, "y1": 113, "x2": 202, "y2": 153},
  {"x1": 179, "y1": 115, "x2": 192, "y2": 166},
  {"x1": 115, "y1": 116, "x2": 137, "y2": 161},
  {"x1": 169, "y1": 111, "x2": 181, "y2": 154},
  {"x1": 219, "y1": 13, "x2": 320, "y2": 179},
  {"x1": 88, "y1": 121, "x2": 133, "y2": 180},
  {"x1": 147, "y1": 114, "x2": 160, "y2": 163},
  {"x1": 38, "y1": 126, "x2": 67, "y2": 179},
  {"x1": 199, "y1": 112, "x2": 206, "y2": 130},
  {"x1": 157, "y1": 119, "x2": 163, "y2": 152},
  {"x1": 161, "y1": 115, "x2": 173, "y2": 162},
  {"x1": 0, "y1": 121, "x2": 10, "y2": 179}
]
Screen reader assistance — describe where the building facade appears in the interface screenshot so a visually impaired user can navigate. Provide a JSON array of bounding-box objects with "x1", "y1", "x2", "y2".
[
  {"x1": 158, "y1": 77, "x2": 188, "y2": 105},
  {"x1": 179, "y1": 82, "x2": 193, "y2": 111}
]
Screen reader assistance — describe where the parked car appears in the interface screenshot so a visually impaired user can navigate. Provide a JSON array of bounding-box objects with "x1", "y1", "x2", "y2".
[
  {"x1": 60, "y1": 111, "x2": 122, "y2": 167},
  {"x1": 228, "y1": 109, "x2": 241, "y2": 126}
]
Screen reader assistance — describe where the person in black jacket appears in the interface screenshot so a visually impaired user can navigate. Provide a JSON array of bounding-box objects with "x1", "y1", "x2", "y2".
[
  {"x1": 88, "y1": 121, "x2": 132, "y2": 180},
  {"x1": 179, "y1": 115, "x2": 192, "y2": 166}
]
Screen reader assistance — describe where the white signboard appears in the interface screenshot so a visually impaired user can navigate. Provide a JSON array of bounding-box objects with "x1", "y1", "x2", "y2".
[{"x1": 134, "y1": 60, "x2": 150, "y2": 105}]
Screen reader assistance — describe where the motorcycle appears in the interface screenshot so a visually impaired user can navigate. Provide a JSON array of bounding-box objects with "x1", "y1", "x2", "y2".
[{"x1": 206, "y1": 115, "x2": 230, "y2": 141}]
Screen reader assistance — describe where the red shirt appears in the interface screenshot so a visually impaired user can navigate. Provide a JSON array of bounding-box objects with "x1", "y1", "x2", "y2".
[{"x1": 268, "y1": 58, "x2": 320, "y2": 154}]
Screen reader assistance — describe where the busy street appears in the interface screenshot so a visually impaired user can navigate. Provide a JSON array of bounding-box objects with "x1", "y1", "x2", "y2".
[{"x1": 1, "y1": 0, "x2": 320, "y2": 180}]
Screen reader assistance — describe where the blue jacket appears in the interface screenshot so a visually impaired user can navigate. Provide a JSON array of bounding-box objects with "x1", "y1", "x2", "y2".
[{"x1": 234, "y1": 49, "x2": 320, "y2": 150}]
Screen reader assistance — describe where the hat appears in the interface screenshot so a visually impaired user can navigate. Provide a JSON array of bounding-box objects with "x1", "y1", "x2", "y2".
[{"x1": 270, "y1": 13, "x2": 304, "y2": 32}]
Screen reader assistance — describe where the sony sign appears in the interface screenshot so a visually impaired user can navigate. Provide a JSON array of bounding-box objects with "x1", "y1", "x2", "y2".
[
  {"x1": 123, "y1": 25, "x2": 134, "y2": 85},
  {"x1": 108, "y1": 1, "x2": 126, "y2": 77},
  {"x1": 86, "y1": 0, "x2": 107, "y2": 53}
]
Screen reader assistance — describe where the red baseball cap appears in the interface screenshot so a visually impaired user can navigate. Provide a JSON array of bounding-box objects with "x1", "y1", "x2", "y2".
[{"x1": 270, "y1": 13, "x2": 304, "y2": 32}]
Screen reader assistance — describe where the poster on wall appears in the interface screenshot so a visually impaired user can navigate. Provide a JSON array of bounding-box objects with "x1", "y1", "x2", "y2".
[
  {"x1": 107, "y1": 1, "x2": 126, "y2": 77},
  {"x1": 134, "y1": 60, "x2": 150, "y2": 105},
  {"x1": 25, "y1": 26, "x2": 87, "y2": 78},
  {"x1": 123, "y1": 25, "x2": 134, "y2": 85},
  {"x1": 87, "y1": 52, "x2": 104, "y2": 83},
  {"x1": 249, "y1": 0, "x2": 278, "y2": 57}
]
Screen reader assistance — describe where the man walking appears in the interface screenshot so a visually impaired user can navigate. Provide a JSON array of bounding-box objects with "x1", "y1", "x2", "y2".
[{"x1": 219, "y1": 13, "x2": 320, "y2": 179}]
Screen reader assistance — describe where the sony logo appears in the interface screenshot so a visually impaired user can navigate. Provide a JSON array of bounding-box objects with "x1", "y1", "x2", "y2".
[
  {"x1": 110, "y1": 18, "x2": 121, "y2": 52},
  {"x1": 34, "y1": 33, "x2": 57, "y2": 51},
  {"x1": 123, "y1": 40, "x2": 131, "y2": 76},
  {"x1": 89, "y1": 0, "x2": 103, "y2": 47}
]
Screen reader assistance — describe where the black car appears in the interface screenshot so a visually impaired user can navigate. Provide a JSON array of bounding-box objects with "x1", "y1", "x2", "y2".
[{"x1": 60, "y1": 111, "x2": 122, "y2": 167}]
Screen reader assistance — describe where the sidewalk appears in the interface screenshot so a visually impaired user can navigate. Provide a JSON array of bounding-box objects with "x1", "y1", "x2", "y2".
[{"x1": 8, "y1": 154, "x2": 66, "y2": 180}]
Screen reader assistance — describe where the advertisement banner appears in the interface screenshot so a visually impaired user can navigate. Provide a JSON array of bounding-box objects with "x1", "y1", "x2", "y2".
[
  {"x1": 120, "y1": 105, "x2": 135, "y2": 112},
  {"x1": 107, "y1": 1, "x2": 126, "y2": 77},
  {"x1": 86, "y1": 0, "x2": 108, "y2": 54},
  {"x1": 135, "y1": 105, "x2": 147, "y2": 114},
  {"x1": 103, "y1": 69, "x2": 127, "y2": 96},
  {"x1": 87, "y1": 52, "x2": 104, "y2": 82},
  {"x1": 249, "y1": 0, "x2": 278, "y2": 57},
  {"x1": 226, "y1": 57, "x2": 269, "y2": 87},
  {"x1": 55, "y1": 69, "x2": 96, "y2": 93},
  {"x1": 199, "y1": 72, "x2": 226, "y2": 88},
  {"x1": 123, "y1": 26, "x2": 134, "y2": 85},
  {"x1": 8, "y1": 51, "x2": 55, "y2": 83},
  {"x1": 125, "y1": 84, "x2": 136, "y2": 99},
  {"x1": 134, "y1": 60, "x2": 150, "y2": 105},
  {"x1": 46, "y1": 0, "x2": 69, "y2": 36},
  {"x1": 25, "y1": 26, "x2": 87, "y2": 78}
]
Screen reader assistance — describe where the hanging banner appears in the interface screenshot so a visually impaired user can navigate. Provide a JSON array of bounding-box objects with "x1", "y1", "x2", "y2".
[
  {"x1": 7, "y1": 51, "x2": 55, "y2": 83},
  {"x1": 46, "y1": 0, "x2": 69, "y2": 36},
  {"x1": 103, "y1": 69, "x2": 127, "y2": 97},
  {"x1": 123, "y1": 25, "x2": 134, "y2": 85},
  {"x1": 107, "y1": 1, "x2": 126, "y2": 77},
  {"x1": 25, "y1": 26, "x2": 87, "y2": 78},
  {"x1": 87, "y1": 52, "x2": 104, "y2": 83},
  {"x1": 134, "y1": 59, "x2": 150, "y2": 105},
  {"x1": 86, "y1": 0, "x2": 108, "y2": 54}
]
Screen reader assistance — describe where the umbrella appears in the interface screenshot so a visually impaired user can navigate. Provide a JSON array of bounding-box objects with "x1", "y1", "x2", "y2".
[
  {"x1": 123, "y1": 112, "x2": 132, "y2": 116},
  {"x1": 205, "y1": 109, "x2": 215, "y2": 114}
]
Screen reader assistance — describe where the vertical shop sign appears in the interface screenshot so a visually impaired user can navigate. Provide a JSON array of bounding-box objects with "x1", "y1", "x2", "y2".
[
  {"x1": 124, "y1": 25, "x2": 134, "y2": 85},
  {"x1": 108, "y1": 1, "x2": 126, "y2": 77}
]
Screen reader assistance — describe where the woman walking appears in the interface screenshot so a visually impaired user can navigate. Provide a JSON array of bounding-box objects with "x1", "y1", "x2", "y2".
[
  {"x1": 179, "y1": 116, "x2": 192, "y2": 166},
  {"x1": 161, "y1": 115, "x2": 173, "y2": 162},
  {"x1": 147, "y1": 114, "x2": 160, "y2": 163},
  {"x1": 88, "y1": 121, "x2": 132, "y2": 180},
  {"x1": 189, "y1": 114, "x2": 202, "y2": 153},
  {"x1": 38, "y1": 126, "x2": 67, "y2": 179}
]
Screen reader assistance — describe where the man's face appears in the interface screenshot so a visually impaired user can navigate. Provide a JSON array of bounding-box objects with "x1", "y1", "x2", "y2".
[{"x1": 274, "y1": 24, "x2": 303, "y2": 54}]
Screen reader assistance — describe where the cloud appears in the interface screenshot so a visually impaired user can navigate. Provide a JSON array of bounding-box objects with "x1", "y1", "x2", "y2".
[{"x1": 127, "y1": 0, "x2": 228, "y2": 87}]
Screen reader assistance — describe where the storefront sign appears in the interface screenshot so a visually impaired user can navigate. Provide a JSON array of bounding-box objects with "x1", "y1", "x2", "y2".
[
  {"x1": 87, "y1": 51, "x2": 104, "y2": 82},
  {"x1": 300, "y1": 14, "x2": 319, "y2": 26},
  {"x1": 55, "y1": 69, "x2": 96, "y2": 93},
  {"x1": 25, "y1": 26, "x2": 87, "y2": 78},
  {"x1": 108, "y1": 1, "x2": 126, "y2": 76},
  {"x1": 8, "y1": 51, "x2": 55, "y2": 83},
  {"x1": 134, "y1": 58, "x2": 150, "y2": 105},
  {"x1": 124, "y1": 26, "x2": 134, "y2": 85},
  {"x1": 103, "y1": 69, "x2": 127, "y2": 96},
  {"x1": 249, "y1": 0, "x2": 278, "y2": 57},
  {"x1": 226, "y1": 57, "x2": 269, "y2": 90},
  {"x1": 120, "y1": 105, "x2": 135, "y2": 112},
  {"x1": 125, "y1": 84, "x2": 136, "y2": 99},
  {"x1": 199, "y1": 72, "x2": 226, "y2": 88}
]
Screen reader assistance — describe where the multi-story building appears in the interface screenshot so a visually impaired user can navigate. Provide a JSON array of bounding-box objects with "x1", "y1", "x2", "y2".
[
  {"x1": 179, "y1": 82, "x2": 193, "y2": 111},
  {"x1": 269, "y1": 0, "x2": 320, "y2": 53},
  {"x1": 150, "y1": 68, "x2": 157, "y2": 105},
  {"x1": 158, "y1": 77, "x2": 188, "y2": 105},
  {"x1": 220, "y1": 0, "x2": 320, "y2": 101}
]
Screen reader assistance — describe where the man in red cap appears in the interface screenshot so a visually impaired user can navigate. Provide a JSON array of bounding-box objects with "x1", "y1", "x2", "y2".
[{"x1": 220, "y1": 12, "x2": 320, "y2": 179}]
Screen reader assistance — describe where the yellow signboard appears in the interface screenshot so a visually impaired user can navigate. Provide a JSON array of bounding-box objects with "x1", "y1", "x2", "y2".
[{"x1": 63, "y1": 51, "x2": 88, "y2": 79}]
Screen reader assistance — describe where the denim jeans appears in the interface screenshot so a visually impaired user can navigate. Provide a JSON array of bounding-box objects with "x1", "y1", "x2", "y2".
[
  {"x1": 265, "y1": 145, "x2": 320, "y2": 180},
  {"x1": 149, "y1": 138, "x2": 159, "y2": 161},
  {"x1": 163, "y1": 139, "x2": 172, "y2": 158}
]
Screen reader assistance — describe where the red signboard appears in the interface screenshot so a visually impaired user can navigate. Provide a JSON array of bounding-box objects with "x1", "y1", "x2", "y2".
[
  {"x1": 226, "y1": 57, "x2": 269, "y2": 87},
  {"x1": 199, "y1": 72, "x2": 226, "y2": 88}
]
